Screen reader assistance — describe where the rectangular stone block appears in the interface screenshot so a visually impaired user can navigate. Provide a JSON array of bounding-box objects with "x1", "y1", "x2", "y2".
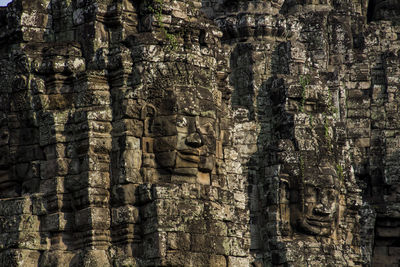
[
  {"x1": 42, "y1": 212, "x2": 74, "y2": 232},
  {"x1": 164, "y1": 251, "x2": 191, "y2": 266},
  {"x1": 0, "y1": 249, "x2": 41, "y2": 267},
  {"x1": 167, "y1": 232, "x2": 190, "y2": 251},
  {"x1": 45, "y1": 193, "x2": 70, "y2": 213},
  {"x1": 48, "y1": 233, "x2": 72, "y2": 250},
  {"x1": 0, "y1": 197, "x2": 31, "y2": 216},
  {"x1": 88, "y1": 120, "x2": 112, "y2": 134},
  {"x1": 210, "y1": 255, "x2": 226, "y2": 267},
  {"x1": 347, "y1": 127, "x2": 370, "y2": 139},
  {"x1": 141, "y1": 201, "x2": 158, "y2": 220},
  {"x1": 88, "y1": 137, "x2": 112, "y2": 155},
  {"x1": 113, "y1": 167, "x2": 142, "y2": 184},
  {"x1": 376, "y1": 226, "x2": 400, "y2": 238},
  {"x1": 372, "y1": 246, "x2": 398, "y2": 266},
  {"x1": 86, "y1": 108, "x2": 112, "y2": 121},
  {"x1": 0, "y1": 231, "x2": 42, "y2": 250},
  {"x1": 31, "y1": 194, "x2": 47, "y2": 215},
  {"x1": 227, "y1": 256, "x2": 249, "y2": 267},
  {"x1": 86, "y1": 171, "x2": 111, "y2": 189},
  {"x1": 40, "y1": 158, "x2": 69, "y2": 179},
  {"x1": 73, "y1": 229, "x2": 111, "y2": 249},
  {"x1": 75, "y1": 207, "x2": 110, "y2": 230},
  {"x1": 112, "y1": 205, "x2": 140, "y2": 226},
  {"x1": 230, "y1": 237, "x2": 249, "y2": 257},
  {"x1": 142, "y1": 232, "x2": 163, "y2": 259},
  {"x1": 0, "y1": 128, "x2": 8, "y2": 146},
  {"x1": 9, "y1": 127, "x2": 39, "y2": 146},
  {"x1": 76, "y1": 91, "x2": 110, "y2": 107},
  {"x1": 39, "y1": 176, "x2": 65, "y2": 195},
  {"x1": 0, "y1": 145, "x2": 8, "y2": 166},
  {"x1": 355, "y1": 138, "x2": 370, "y2": 148},
  {"x1": 142, "y1": 217, "x2": 158, "y2": 235},
  {"x1": 114, "y1": 119, "x2": 144, "y2": 138},
  {"x1": 191, "y1": 234, "x2": 213, "y2": 253},
  {"x1": 347, "y1": 108, "x2": 370, "y2": 118},
  {"x1": 170, "y1": 174, "x2": 196, "y2": 184},
  {"x1": 77, "y1": 156, "x2": 109, "y2": 172},
  {"x1": 44, "y1": 94, "x2": 74, "y2": 110},
  {"x1": 122, "y1": 149, "x2": 142, "y2": 169},
  {"x1": 21, "y1": 0, "x2": 51, "y2": 12},
  {"x1": 111, "y1": 184, "x2": 138, "y2": 205},
  {"x1": 0, "y1": 214, "x2": 40, "y2": 232},
  {"x1": 154, "y1": 136, "x2": 178, "y2": 152},
  {"x1": 71, "y1": 187, "x2": 109, "y2": 208}
]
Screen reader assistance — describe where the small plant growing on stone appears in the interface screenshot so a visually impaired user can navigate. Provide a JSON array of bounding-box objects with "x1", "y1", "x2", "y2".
[
  {"x1": 323, "y1": 113, "x2": 333, "y2": 151},
  {"x1": 299, "y1": 154, "x2": 305, "y2": 184},
  {"x1": 299, "y1": 74, "x2": 310, "y2": 112},
  {"x1": 299, "y1": 154, "x2": 306, "y2": 208},
  {"x1": 146, "y1": 0, "x2": 179, "y2": 51},
  {"x1": 336, "y1": 164, "x2": 344, "y2": 181},
  {"x1": 327, "y1": 88, "x2": 338, "y2": 115},
  {"x1": 186, "y1": 0, "x2": 196, "y2": 14}
]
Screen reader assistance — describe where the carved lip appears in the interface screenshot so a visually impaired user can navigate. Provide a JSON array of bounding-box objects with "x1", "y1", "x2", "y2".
[
  {"x1": 172, "y1": 168, "x2": 198, "y2": 176},
  {"x1": 178, "y1": 150, "x2": 200, "y2": 163},
  {"x1": 306, "y1": 217, "x2": 332, "y2": 228}
]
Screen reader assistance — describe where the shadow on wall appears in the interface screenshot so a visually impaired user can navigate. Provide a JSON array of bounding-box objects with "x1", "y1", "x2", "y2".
[
  {"x1": 367, "y1": 0, "x2": 378, "y2": 22},
  {"x1": 250, "y1": 75, "x2": 291, "y2": 265},
  {"x1": 367, "y1": 0, "x2": 400, "y2": 22},
  {"x1": 0, "y1": 1, "x2": 55, "y2": 265},
  {"x1": 371, "y1": 150, "x2": 400, "y2": 266},
  {"x1": 229, "y1": 35, "x2": 293, "y2": 264},
  {"x1": 230, "y1": 43, "x2": 256, "y2": 121}
]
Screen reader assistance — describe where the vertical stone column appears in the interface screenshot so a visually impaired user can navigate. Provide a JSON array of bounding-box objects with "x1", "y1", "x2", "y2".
[
  {"x1": 365, "y1": 22, "x2": 400, "y2": 266},
  {"x1": 108, "y1": 0, "x2": 250, "y2": 265},
  {"x1": 0, "y1": 197, "x2": 44, "y2": 266},
  {"x1": 0, "y1": 1, "x2": 53, "y2": 265},
  {"x1": 70, "y1": 75, "x2": 112, "y2": 259}
]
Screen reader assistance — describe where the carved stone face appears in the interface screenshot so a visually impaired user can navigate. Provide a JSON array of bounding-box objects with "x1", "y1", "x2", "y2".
[
  {"x1": 370, "y1": 0, "x2": 400, "y2": 20},
  {"x1": 290, "y1": 165, "x2": 339, "y2": 236},
  {"x1": 150, "y1": 86, "x2": 218, "y2": 184}
]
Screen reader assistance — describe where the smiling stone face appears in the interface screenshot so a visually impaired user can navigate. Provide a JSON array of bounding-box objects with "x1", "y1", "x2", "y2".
[
  {"x1": 370, "y1": 0, "x2": 400, "y2": 21},
  {"x1": 150, "y1": 86, "x2": 219, "y2": 184},
  {"x1": 290, "y1": 164, "x2": 339, "y2": 236}
]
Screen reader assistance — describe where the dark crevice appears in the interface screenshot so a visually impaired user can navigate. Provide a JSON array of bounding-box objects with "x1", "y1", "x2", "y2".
[{"x1": 367, "y1": 0, "x2": 377, "y2": 22}]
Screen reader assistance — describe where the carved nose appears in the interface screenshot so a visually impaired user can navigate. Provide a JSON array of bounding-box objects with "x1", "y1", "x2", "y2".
[{"x1": 185, "y1": 132, "x2": 203, "y2": 148}]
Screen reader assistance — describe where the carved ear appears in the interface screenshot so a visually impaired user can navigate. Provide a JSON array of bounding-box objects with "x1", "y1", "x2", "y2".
[
  {"x1": 141, "y1": 104, "x2": 157, "y2": 120},
  {"x1": 142, "y1": 137, "x2": 154, "y2": 154},
  {"x1": 280, "y1": 177, "x2": 290, "y2": 202},
  {"x1": 141, "y1": 104, "x2": 157, "y2": 137}
]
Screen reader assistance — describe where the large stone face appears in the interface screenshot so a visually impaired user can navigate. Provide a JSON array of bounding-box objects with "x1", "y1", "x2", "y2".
[{"x1": 0, "y1": 0, "x2": 400, "y2": 266}]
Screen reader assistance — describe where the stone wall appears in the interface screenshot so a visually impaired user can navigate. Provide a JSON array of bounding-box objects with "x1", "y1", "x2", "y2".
[{"x1": 0, "y1": 0, "x2": 399, "y2": 266}]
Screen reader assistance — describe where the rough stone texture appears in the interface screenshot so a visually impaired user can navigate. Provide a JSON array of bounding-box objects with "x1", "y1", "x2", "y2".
[{"x1": 0, "y1": 0, "x2": 400, "y2": 266}]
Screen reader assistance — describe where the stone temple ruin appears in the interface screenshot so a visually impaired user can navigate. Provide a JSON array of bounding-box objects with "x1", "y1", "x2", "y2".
[{"x1": 0, "y1": 0, "x2": 400, "y2": 266}]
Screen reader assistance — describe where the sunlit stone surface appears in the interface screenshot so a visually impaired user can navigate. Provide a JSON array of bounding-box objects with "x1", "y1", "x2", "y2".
[{"x1": 0, "y1": 0, "x2": 399, "y2": 266}]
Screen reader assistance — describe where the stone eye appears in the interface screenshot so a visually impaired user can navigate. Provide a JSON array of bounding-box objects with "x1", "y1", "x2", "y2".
[
  {"x1": 304, "y1": 186, "x2": 317, "y2": 202},
  {"x1": 177, "y1": 117, "x2": 187, "y2": 128},
  {"x1": 203, "y1": 122, "x2": 214, "y2": 134},
  {"x1": 327, "y1": 189, "x2": 336, "y2": 201}
]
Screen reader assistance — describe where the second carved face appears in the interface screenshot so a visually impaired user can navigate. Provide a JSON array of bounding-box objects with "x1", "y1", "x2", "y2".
[{"x1": 290, "y1": 164, "x2": 339, "y2": 236}]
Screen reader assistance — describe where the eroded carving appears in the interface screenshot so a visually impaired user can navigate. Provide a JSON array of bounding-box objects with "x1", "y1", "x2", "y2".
[
  {"x1": 369, "y1": 0, "x2": 400, "y2": 21},
  {"x1": 290, "y1": 162, "x2": 339, "y2": 236},
  {"x1": 0, "y1": 0, "x2": 400, "y2": 266},
  {"x1": 149, "y1": 86, "x2": 219, "y2": 185}
]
